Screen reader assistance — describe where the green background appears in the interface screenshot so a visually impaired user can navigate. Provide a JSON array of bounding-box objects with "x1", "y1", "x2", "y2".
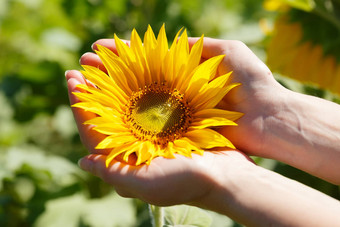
[{"x1": 0, "y1": 0, "x2": 339, "y2": 226}]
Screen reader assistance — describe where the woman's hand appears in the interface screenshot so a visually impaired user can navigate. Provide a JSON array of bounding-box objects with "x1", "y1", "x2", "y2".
[
  {"x1": 77, "y1": 149, "x2": 253, "y2": 207},
  {"x1": 78, "y1": 37, "x2": 287, "y2": 159},
  {"x1": 187, "y1": 38, "x2": 287, "y2": 158},
  {"x1": 189, "y1": 38, "x2": 340, "y2": 184},
  {"x1": 69, "y1": 36, "x2": 340, "y2": 183},
  {"x1": 66, "y1": 37, "x2": 340, "y2": 226}
]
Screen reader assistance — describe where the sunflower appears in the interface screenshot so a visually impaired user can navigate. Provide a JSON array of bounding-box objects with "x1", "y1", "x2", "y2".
[
  {"x1": 266, "y1": 15, "x2": 340, "y2": 95},
  {"x1": 72, "y1": 25, "x2": 243, "y2": 166}
]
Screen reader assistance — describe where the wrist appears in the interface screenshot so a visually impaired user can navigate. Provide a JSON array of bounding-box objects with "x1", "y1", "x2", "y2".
[
  {"x1": 197, "y1": 158, "x2": 285, "y2": 226},
  {"x1": 196, "y1": 156, "x2": 340, "y2": 226},
  {"x1": 260, "y1": 88, "x2": 340, "y2": 183},
  {"x1": 259, "y1": 88, "x2": 303, "y2": 162},
  {"x1": 191, "y1": 151, "x2": 258, "y2": 221}
]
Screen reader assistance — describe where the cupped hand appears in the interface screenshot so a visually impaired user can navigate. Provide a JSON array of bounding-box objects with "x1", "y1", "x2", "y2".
[
  {"x1": 188, "y1": 38, "x2": 288, "y2": 158},
  {"x1": 77, "y1": 149, "x2": 253, "y2": 207},
  {"x1": 79, "y1": 37, "x2": 288, "y2": 159},
  {"x1": 67, "y1": 37, "x2": 340, "y2": 224},
  {"x1": 65, "y1": 39, "x2": 257, "y2": 207},
  {"x1": 66, "y1": 70, "x2": 111, "y2": 155}
]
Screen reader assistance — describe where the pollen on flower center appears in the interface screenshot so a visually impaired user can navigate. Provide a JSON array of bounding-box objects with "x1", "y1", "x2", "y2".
[{"x1": 124, "y1": 82, "x2": 192, "y2": 146}]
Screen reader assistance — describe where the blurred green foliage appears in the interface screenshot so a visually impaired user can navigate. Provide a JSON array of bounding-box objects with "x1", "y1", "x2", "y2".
[{"x1": 0, "y1": 0, "x2": 339, "y2": 226}]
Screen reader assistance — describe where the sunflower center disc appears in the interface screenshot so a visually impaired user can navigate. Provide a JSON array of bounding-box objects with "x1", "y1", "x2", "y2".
[
  {"x1": 133, "y1": 91, "x2": 185, "y2": 133},
  {"x1": 125, "y1": 84, "x2": 192, "y2": 145}
]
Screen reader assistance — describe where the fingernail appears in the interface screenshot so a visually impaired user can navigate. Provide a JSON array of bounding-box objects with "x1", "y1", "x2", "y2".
[
  {"x1": 91, "y1": 43, "x2": 97, "y2": 51},
  {"x1": 77, "y1": 158, "x2": 83, "y2": 167},
  {"x1": 78, "y1": 157, "x2": 89, "y2": 171},
  {"x1": 65, "y1": 70, "x2": 70, "y2": 77},
  {"x1": 79, "y1": 53, "x2": 86, "y2": 65}
]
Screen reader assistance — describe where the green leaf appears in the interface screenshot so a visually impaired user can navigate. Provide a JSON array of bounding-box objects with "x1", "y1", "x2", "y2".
[
  {"x1": 34, "y1": 193, "x2": 86, "y2": 227},
  {"x1": 5, "y1": 145, "x2": 84, "y2": 189},
  {"x1": 206, "y1": 210, "x2": 239, "y2": 227},
  {"x1": 41, "y1": 27, "x2": 81, "y2": 51},
  {"x1": 12, "y1": 177, "x2": 36, "y2": 203},
  {"x1": 52, "y1": 105, "x2": 77, "y2": 139},
  {"x1": 164, "y1": 205, "x2": 212, "y2": 227},
  {"x1": 35, "y1": 192, "x2": 136, "y2": 227},
  {"x1": 82, "y1": 193, "x2": 136, "y2": 227}
]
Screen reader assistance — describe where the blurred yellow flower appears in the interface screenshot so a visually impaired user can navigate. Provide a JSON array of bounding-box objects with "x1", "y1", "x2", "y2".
[
  {"x1": 72, "y1": 25, "x2": 243, "y2": 166},
  {"x1": 263, "y1": 0, "x2": 314, "y2": 12},
  {"x1": 263, "y1": 0, "x2": 289, "y2": 12},
  {"x1": 267, "y1": 16, "x2": 340, "y2": 95}
]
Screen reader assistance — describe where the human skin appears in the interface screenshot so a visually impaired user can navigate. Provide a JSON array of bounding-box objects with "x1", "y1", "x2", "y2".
[
  {"x1": 66, "y1": 37, "x2": 340, "y2": 226},
  {"x1": 188, "y1": 38, "x2": 340, "y2": 185},
  {"x1": 78, "y1": 37, "x2": 340, "y2": 184}
]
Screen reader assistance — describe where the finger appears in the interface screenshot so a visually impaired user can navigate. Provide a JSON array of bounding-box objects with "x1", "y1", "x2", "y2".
[
  {"x1": 188, "y1": 37, "x2": 256, "y2": 69},
  {"x1": 66, "y1": 70, "x2": 90, "y2": 105},
  {"x1": 188, "y1": 37, "x2": 226, "y2": 60},
  {"x1": 66, "y1": 70, "x2": 111, "y2": 155},
  {"x1": 78, "y1": 154, "x2": 107, "y2": 176},
  {"x1": 78, "y1": 154, "x2": 141, "y2": 188},
  {"x1": 189, "y1": 37, "x2": 273, "y2": 84},
  {"x1": 79, "y1": 52, "x2": 107, "y2": 73},
  {"x1": 92, "y1": 38, "x2": 130, "y2": 54}
]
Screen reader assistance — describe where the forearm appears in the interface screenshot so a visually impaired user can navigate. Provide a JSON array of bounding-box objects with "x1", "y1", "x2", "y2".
[
  {"x1": 263, "y1": 89, "x2": 340, "y2": 184},
  {"x1": 199, "y1": 163, "x2": 340, "y2": 227}
]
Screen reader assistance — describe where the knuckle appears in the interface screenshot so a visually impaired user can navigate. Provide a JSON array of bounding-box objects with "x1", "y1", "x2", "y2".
[
  {"x1": 229, "y1": 40, "x2": 247, "y2": 50},
  {"x1": 115, "y1": 188, "x2": 134, "y2": 198}
]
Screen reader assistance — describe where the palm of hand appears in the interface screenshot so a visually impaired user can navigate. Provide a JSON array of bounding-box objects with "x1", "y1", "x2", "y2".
[
  {"x1": 67, "y1": 37, "x2": 274, "y2": 204},
  {"x1": 78, "y1": 149, "x2": 251, "y2": 206},
  {"x1": 207, "y1": 39, "x2": 285, "y2": 157},
  {"x1": 66, "y1": 63, "x2": 253, "y2": 208}
]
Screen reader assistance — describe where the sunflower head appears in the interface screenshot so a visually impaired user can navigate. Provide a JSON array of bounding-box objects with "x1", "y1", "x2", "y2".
[{"x1": 72, "y1": 25, "x2": 243, "y2": 166}]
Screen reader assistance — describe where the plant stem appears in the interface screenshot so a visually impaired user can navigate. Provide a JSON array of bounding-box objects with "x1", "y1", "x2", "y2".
[{"x1": 149, "y1": 204, "x2": 164, "y2": 227}]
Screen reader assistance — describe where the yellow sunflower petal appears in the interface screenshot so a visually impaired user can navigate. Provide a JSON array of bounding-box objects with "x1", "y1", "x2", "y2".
[
  {"x1": 198, "y1": 83, "x2": 240, "y2": 110},
  {"x1": 174, "y1": 137, "x2": 204, "y2": 156},
  {"x1": 131, "y1": 29, "x2": 151, "y2": 86},
  {"x1": 144, "y1": 25, "x2": 157, "y2": 49},
  {"x1": 96, "y1": 134, "x2": 136, "y2": 149},
  {"x1": 156, "y1": 24, "x2": 168, "y2": 57},
  {"x1": 84, "y1": 119, "x2": 127, "y2": 135},
  {"x1": 84, "y1": 115, "x2": 122, "y2": 124},
  {"x1": 81, "y1": 65, "x2": 128, "y2": 103},
  {"x1": 163, "y1": 27, "x2": 184, "y2": 84},
  {"x1": 189, "y1": 72, "x2": 233, "y2": 109},
  {"x1": 185, "y1": 55, "x2": 225, "y2": 101},
  {"x1": 185, "y1": 128, "x2": 235, "y2": 149},
  {"x1": 105, "y1": 142, "x2": 137, "y2": 167},
  {"x1": 115, "y1": 33, "x2": 146, "y2": 87},
  {"x1": 122, "y1": 147, "x2": 136, "y2": 163},
  {"x1": 173, "y1": 29, "x2": 189, "y2": 79},
  {"x1": 177, "y1": 35, "x2": 204, "y2": 93},
  {"x1": 193, "y1": 109, "x2": 244, "y2": 121},
  {"x1": 75, "y1": 84, "x2": 122, "y2": 108},
  {"x1": 162, "y1": 142, "x2": 176, "y2": 159},
  {"x1": 93, "y1": 126, "x2": 130, "y2": 136},
  {"x1": 144, "y1": 25, "x2": 160, "y2": 82},
  {"x1": 114, "y1": 33, "x2": 136, "y2": 64},
  {"x1": 72, "y1": 101, "x2": 118, "y2": 117},
  {"x1": 186, "y1": 35, "x2": 204, "y2": 75},
  {"x1": 136, "y1": 141, "x2": 155, "y2": 165},
  {"x1": 156, "y1": 24, "x2": 169, "y2": 82},
  {"x1": 190, "y1": 117, "x2": 237, "y2": 129},
  {"x1": 96, "y1": 45, "x2": 138, "y2": 93}
]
